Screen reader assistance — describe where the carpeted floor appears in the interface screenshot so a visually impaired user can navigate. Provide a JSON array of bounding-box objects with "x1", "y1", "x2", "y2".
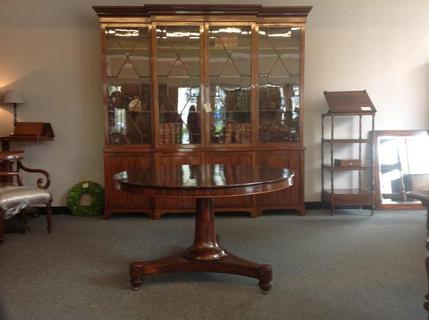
[{"x1": 0, "y1": 209, "x2": 426, "y2": 320}]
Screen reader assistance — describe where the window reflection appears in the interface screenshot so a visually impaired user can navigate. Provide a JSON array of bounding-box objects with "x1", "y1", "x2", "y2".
[
  {"x1": 377, "y1": 131, "x2": 429, "y2": 203},
  {"x1": 212, "y1": 164, "x2": 226, "y2": 186},
  {"x1": 181, "y1": 164, "x2": 198, "y2": 186}
]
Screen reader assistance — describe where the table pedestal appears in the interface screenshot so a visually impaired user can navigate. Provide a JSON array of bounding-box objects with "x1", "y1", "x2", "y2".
[{"x1": 130, "y1": 198, "x2": 273, "y2": 291}]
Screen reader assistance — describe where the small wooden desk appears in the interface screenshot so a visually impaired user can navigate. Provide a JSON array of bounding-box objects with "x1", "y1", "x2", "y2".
[
  {"x1": 407, "y1": 190, "x2": 429, "y2": 314},
  {"x1": 115, "y1": 164, "x2": 294, "y2": 291},
  {"x1": 0, "y1": 122, "x2": 54, "y2": 151},
  {"x1": 0, "y1": 136, "x2": 52, "y2": 151}
]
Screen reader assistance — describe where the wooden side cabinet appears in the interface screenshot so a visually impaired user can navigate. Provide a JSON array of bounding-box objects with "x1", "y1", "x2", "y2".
[{"x1": 94, "y1": 5, "x2": 312, "y2": 219}]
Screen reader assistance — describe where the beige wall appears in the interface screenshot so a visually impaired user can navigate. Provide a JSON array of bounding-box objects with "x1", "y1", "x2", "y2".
[{"x1": 0, "y1": 0, "x2": 428, "y2": 205}]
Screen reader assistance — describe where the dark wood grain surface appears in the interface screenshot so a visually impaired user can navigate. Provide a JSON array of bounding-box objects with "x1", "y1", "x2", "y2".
[
  {"x1": 115, "y1": 164, "x2": 294, "y2": 198},
  {"x1": 116, "y1": 164, "x2": 294, "y2": 291}
]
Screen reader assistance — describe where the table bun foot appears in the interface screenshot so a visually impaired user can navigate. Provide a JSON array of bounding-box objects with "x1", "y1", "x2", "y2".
[
  {"x1": 130, "y1": 262, "x2": 144, "y2": 290},
  {"x1": 258, "y1": 264, "x2": 273, "y2": 292}
]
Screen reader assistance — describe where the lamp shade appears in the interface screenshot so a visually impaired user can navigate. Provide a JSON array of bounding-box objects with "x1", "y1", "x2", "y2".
[{"x1": 4, "y1": 90, "x2": 26, "y2": 104}]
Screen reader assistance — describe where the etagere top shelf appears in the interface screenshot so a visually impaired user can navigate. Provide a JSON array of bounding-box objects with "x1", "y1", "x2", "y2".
[{"x1": 323, "y1": 90, "x2": 377, "y2": 116}]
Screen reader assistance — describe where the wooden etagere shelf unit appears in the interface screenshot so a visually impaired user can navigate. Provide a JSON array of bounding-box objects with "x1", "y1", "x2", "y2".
[
  {"x1": 93, "y1": 5, "x2": 312, "y2": 219},
  {"x1": 321, "y1": 90, "x2": 376, "y2": 214}
]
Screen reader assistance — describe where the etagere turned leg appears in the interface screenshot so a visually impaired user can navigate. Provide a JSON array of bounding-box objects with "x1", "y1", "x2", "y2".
[
  {"x1": 129, "y1": 197, "x2": 273, "y2": 292},
  {"x1": 46, "y1": 199, "x2": 53, "y2": 234}
]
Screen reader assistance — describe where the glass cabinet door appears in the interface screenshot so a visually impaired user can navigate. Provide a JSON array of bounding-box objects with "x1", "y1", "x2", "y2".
[
  {"x1": 258, "y1": 26, "x2": 302, "y2": 143},
  {"x1": 156, "y1": 25, "x2": 201, "y2": 145},
  {"x1": 208, "y1": 25, "x2": 252, "y2": 145},
  {"x1": 105, "y1": 26, "x2": 152, "y2": 145}
]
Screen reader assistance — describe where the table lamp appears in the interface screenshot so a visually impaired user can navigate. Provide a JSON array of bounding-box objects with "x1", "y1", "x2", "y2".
[{"x1": 4, "y1": 90, "x2": 26, "y2": 126}]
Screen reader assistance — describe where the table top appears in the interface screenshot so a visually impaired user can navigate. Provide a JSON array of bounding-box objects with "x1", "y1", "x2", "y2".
[
  {"x1": 0, "y1": 150, "x2": 24, "y2": 161},
  {"x1": 115, "y1": 164, "x2": 294, "y2": 198},
  {"x1": 407, "y1": 190, "x2": 429, "y2": 204}
]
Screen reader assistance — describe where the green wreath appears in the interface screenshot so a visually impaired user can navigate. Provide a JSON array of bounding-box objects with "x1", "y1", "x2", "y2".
[{"x1": 67, "y1": 181, "x2": 104, "y2": 216}]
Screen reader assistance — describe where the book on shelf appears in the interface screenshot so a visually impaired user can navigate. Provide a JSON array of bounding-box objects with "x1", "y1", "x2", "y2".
[
  {"x1": 160, "y1": 123, "x2": 182, "y2": 144},
  {"x1": 224, "y1": 122, "x2": 251, "y2": 144}
]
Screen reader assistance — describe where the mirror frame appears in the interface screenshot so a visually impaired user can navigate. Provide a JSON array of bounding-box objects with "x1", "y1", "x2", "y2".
[{"x1": 374, "y1": 130, "x2": 428, "y2": 209}]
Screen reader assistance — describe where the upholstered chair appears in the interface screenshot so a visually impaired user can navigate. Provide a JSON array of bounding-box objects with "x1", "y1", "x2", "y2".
[{"x1": 0, "y1": 155, "x2": 52, "y2": 243}]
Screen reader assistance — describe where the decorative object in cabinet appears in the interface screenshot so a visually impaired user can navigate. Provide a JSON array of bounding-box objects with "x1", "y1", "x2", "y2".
[
  {"x1": 321, "y1": 90, "x2": 376, "y2": 214},
  {"x1": 94, "y1": 5, "x2": 311, "y2": 219}
]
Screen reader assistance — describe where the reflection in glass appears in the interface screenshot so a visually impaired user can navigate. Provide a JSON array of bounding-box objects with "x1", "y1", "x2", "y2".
[
  {"x1": 208, "y1": 26, "x2": 252, "y2": 144},
  {"x1": 181, "y1": 165, "x2": 198, "y2": 186},
  {"x1": 212, "y1": 164, "x2": 227, "y2": 186},
  {"x1": 105, "y1": 27, "x2": 152, "y2": 144},
  {"x1": 377, "y1": 131, "x2": 429, "y2": 204},
  {"x1": 258, "y1": 26, "x2": 301, "y2": 142},
  {"x1": 157, "y1": 26, "x2": 201, "y2": 145}
]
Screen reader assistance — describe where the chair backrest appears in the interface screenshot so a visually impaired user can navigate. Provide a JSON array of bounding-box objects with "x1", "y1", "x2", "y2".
[{"x1": 0, "y1": 157, "x2": 23, "y2": 187}]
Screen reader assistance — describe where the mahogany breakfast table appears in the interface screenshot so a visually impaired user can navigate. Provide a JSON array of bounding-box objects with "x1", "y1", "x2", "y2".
[
  {"x1": 115, "y1": 164, "x2": 294, "y2": 292},
  {"x1": 406, "y1": 190, "x2": 429, "y2": 313}
]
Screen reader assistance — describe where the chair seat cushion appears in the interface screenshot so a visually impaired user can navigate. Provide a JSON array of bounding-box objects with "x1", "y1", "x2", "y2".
[{"x1": 0, "y1": 187, "x2": 52, "y2": 219}]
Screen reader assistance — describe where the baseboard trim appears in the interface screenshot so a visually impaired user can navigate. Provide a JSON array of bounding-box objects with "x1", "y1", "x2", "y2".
[
  {"x1": 305, "y1": 201, "x2": 323, "y2": 209},
  {"x1": 305, "y1": 202, "x2": 373, "y2": 210},
  {"x1": 36, "y1": 206, "x2": 69, "y2": 215},
  {"x1": 45, "y1": 203, "x2": 372, "y2": 216}
]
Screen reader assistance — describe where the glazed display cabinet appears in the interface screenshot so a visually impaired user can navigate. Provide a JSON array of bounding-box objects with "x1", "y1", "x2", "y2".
[{"x1": 94, "y1": 5, "x2": 312, "y2": 219}]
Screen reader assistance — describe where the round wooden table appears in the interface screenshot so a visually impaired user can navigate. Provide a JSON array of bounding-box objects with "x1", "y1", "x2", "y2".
[
  {"x1": 115, "y1": 164, "x2": 294, "y2": 291},
  {"x1": 406, "y1": 190, "x2": 429, "y2": 312}
]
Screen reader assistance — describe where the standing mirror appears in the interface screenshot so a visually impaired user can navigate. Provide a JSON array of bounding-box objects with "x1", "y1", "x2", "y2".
[{"x1": 374, "y1": 130, "x2": 429, "y2": 209}]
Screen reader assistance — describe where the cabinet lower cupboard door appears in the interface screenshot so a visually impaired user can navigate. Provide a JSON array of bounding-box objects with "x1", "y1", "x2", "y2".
[
  {"x1": 256, "y1": 150, "x2": 304, "y2": 214},
  {"x1": 104, "y1": 154, "x2": 153, "y2": 218}
]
